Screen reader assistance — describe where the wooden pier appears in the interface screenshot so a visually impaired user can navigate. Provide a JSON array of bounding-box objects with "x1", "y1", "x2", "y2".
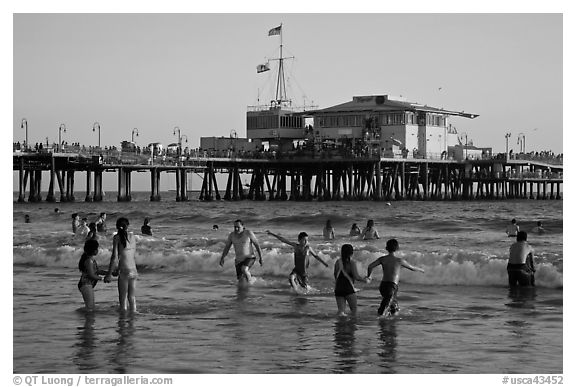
[{"x1": 13, "y1": 152, "x2": 563, "y2": 203}]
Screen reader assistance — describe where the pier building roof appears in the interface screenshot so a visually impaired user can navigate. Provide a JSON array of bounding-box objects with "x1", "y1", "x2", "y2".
[{"x1": 304, "y1": 95, "x2": 479, "y2": 119}]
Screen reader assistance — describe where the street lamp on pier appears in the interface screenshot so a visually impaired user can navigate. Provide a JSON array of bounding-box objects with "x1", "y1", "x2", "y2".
[
  {"x1": 132, "y1": 128, "x2": 139, "y2": 142},
  {"x1": 93, "y1": 122, "x2": 101, "y2": 148},
  {"x1": 505, "y1": 132, "x2": 512, "y2": 155},
  {"x1": 517, "y1": 133, "x2": 526, "y2": 154},
  {"x1": 21, "y1": 118, "x2": 28, "y2": 150},
  {"x1": 58, "y1": 124, "x2": 66, "y2": 152},
  {"x1": 173, "y1": 126, "x2": 188, "y2": 154}
]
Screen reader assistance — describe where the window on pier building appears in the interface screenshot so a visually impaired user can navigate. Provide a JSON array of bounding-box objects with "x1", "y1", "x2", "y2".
[
  {"x1": 280, "y1": 115, "x2": 303, "y2": 129},
  {"x1": 248, "y1": 115, "x2": 280, "y2": 129},
  {"x1": 318, "y1": 115, "x2": 362, "y2": 128},
  {"x1": 378, "y1": 113, "x2": 405, "y2": 126}
]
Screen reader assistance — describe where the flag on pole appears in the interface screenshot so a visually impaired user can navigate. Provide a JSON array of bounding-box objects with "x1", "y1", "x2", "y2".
[
  {"x1": 268, "y1": 25, "x2": 281, "y2": 36},
  {"x1": 256, "y1": 63, "x2": 270, "y2": 73}
]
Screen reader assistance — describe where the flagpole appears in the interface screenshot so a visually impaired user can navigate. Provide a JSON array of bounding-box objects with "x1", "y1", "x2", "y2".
[{"x1": 276, "y1": 23, "x2": 285, "y2": 105}]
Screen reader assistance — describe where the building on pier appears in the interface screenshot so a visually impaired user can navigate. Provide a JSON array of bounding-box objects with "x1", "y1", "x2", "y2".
[{"x1": 304, "y1": 94, "x2": 480, "y2": 159}]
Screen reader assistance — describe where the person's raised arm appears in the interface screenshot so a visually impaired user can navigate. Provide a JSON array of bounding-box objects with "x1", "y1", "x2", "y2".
[
  {"x1": 219, "y1": 235, "x2": 233, "y2": 267},
  {"x1": 400, "y1": 258, "x2": 425, "y2": 273},
  {"x1": 309, "y1": 246, "x2": 329, "y2": 267},
  {"x1": 249, "y1": 231, "x2": 264, "y2": 266},
  {"x1": 266, "y1": 230, "x2": 296, "y2": 247}
]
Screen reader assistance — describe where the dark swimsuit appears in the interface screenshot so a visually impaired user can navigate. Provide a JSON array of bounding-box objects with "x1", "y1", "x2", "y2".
[
  {"x1": 235, "y1": 257, "x2": 256, "y2": 279},
  {"x1": 334, "y1": 261, "x2": 356, "y2": 297},
  {"x1": 290, "y1": 247, "x2": 309, "y2": 287},
  {"x1": 78, "y1": 258, "x2": 99, "y2": 290},
  {"x1": 507, "y1": 263, "x2": 534, "y2": 287},
  {"x1": 378, "y1": 281, "x2": 399, "y2": 315}
]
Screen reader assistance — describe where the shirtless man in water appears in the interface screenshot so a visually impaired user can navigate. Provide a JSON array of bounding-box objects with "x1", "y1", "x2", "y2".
[
  {"x1": 219, "y1": 219, "x2": 263, "y2": 283},
  {"x1": 507, "y1": 231, "x2": 535, "y2": 287}
]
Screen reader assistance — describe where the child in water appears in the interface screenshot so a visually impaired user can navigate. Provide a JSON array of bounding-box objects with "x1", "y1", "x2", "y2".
[
  {"x1": 334, "y1": 244, "x2": 369, "y2": 316},
  {"x1": 323, "y1": 220, "x2": 335, "y2": 240},
  {"x1": 266, "y1": 230, "x2": 329, "y2": 291},
  {"x1": 104, "y1": 217, "x2": 138, "y2": 312},
  {"x1": 77, "y1": 239, "x2": 107, "y2": 311},
  {"x1": 366, "y1": 239, "x2": 425, "y2": 317}
]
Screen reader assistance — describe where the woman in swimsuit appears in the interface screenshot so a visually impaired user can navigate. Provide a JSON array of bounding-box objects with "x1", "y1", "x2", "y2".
[
  {"x1": 333, "y1": 244, "x2": 368, "y2": 316},
  {"x1": 104, "y1": 217, "x2": 138, "y2": 312},
  {"x1": 77, "y1": 239, "x2": 106, "y2": 311}
]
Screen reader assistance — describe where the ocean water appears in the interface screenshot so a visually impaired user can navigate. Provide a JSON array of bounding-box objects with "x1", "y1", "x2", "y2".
[{"x1": 12, "y1": 193, "x2": 563, "y2": 374}]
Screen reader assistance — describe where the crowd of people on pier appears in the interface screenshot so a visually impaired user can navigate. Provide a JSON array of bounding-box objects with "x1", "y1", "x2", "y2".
[{"x1": 13, "y1": 139, "x2": 563, "y2": 167}]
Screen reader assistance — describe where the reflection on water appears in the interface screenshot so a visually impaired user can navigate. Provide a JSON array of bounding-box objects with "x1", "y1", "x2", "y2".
[
  {"x1": 332, "y1": 317, "x2": 358, "y2": 373},
  {"x1": 73, "y1": 312, "x2": 97, "y2": 372},
  {"x1": 110, "y1": 313, "x2": 136, "y2": 373},
  {"x1": 377, "y1": 319, "x2": 398, "y2": 372},
  {"x1": 506, "y1": 287, "x2": 537, "y2": 310}
]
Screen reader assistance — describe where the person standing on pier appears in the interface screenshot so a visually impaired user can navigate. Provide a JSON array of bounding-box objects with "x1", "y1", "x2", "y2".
[
  {"x1": 219, "y1": 219, "x2": 263, "y2": 284},
  {"x1": 507, "y1": 231, "x2": 536, "y2": 287},
  {"x1": 506, "y1": 218, "x2": 519, "y2": 237}
]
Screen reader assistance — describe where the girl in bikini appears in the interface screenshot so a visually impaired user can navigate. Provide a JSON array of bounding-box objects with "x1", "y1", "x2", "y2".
[
  {"x1": 333, "y1": 244, "x2": 368, "y2": 316},
  {"x1": 104, "y1": 217, "x2": 138, "y2": 312},
  {"x1": 77, "y1": 239, "x2": 107, "y2": 311}
]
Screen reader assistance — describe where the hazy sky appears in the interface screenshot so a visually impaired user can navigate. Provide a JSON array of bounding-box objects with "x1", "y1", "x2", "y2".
[{"x1": 12, "y1": 13, "x2": 563, "y2": 154}]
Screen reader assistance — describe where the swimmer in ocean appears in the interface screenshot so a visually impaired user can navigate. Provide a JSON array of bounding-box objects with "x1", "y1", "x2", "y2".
[
  {"x1": 104, "y1": 217, "x2": 138, "y2": 312},
  {"x1": 323, "y1": 220, "x2": 335, "y2": 240},
  {"x1": 349, "y1": 223, "x2": 361, "y2": 237},
  {"x1": 360, "y1": 219, "x2": 380, "y2": 240},
  {"x1": 266, "y1": 230, "x2": 328, "y2": 290},
  {"x1": 506, "y1": 218, "x2": 520, "y2": 237}
]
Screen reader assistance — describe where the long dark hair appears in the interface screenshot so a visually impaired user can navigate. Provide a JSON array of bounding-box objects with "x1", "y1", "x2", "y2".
[
  {"x1": 116, "y1": 217, "x2": 130, "y2": 248},
  {"x1": 341, "y1": 244, "x2": 354, "y2": 265},
  {"x1": 78, "y1": 239, "x2": 99, "y2": 272}
]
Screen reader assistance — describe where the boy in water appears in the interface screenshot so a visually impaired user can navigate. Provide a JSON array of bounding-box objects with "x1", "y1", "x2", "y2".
[
  {"x1": 266, "y1": 230, "x2": 329, "y2": 290},
  {"x1": 219, "y1": 219, "x2": 263, "y2": 284},
  {"x1": 366, "y1": 239, "x2": 425, "y2": 317}
]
